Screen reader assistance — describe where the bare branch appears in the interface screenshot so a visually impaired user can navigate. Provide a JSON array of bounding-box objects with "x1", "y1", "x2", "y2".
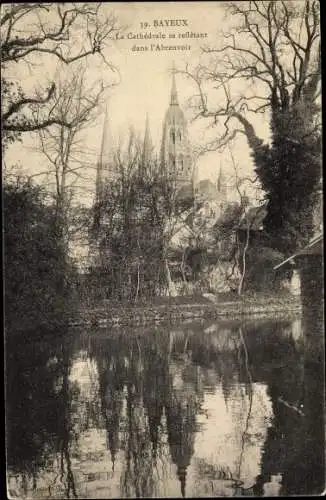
[
  {"x1": 1, "y1": 3, "x2": 121, "y2": 136},
  {"x1": 2, "y1": 83, "x2": 55, "y2": 122},
  {"x1": 183, "y1": 1, "x2": 320, "y2": 157}
]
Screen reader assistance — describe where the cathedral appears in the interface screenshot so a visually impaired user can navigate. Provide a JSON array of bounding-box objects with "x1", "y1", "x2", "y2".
[
  {"x1": 95, "y1": 67, "x2": 228, "y2": 213},
  {"x1": 160, "y1": 69, "x2": 193, "y2": 199}
]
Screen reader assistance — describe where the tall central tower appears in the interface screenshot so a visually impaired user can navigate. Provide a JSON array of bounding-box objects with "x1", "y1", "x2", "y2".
[{"x1": 160, "y1": 67, "x2": 193, "y2": 197}]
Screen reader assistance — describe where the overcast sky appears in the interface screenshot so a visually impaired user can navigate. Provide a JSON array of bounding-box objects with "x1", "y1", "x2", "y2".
[{"x1": 4, "y1": 2, "x2": 271, "y2": 206}]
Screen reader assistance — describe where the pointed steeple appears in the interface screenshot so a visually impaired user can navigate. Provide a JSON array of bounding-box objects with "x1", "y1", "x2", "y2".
[
  {"x1": 170, "y1": 61, "x2": 179, "y2": 106},
  {"x1": 95, "y1": 111, "x2": 106, "y2": 203},
  {"x1": 99, "y1": 106, "x2": 110, "y2": 163},
  {"x1": 141, "y1": 113, "x2": 153, "y2": 175},
  {"x1": 95, "y1": 106, "x2": 115, "y2": 202}
]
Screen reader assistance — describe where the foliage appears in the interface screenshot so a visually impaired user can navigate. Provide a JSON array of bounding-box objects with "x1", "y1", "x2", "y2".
[
  {"x1": 4, "y1": 177, "x2": 75, "y2": 332},
  {"x1": 240, "y1": 245, "x2": 286, "y2": 293},
  {"x1": 254, "y1": 99, "x2": 321, "y2": 254}
]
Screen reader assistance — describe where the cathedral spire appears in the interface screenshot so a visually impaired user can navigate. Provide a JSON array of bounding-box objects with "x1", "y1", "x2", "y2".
[
  {"x1": 95, "y1": 107, "x2": 107, "y2": 202},
  {"x1": 170, "y1": 61, "x2": 179, "y2": 106},
  {"x1": 141, "y1": 113, "x2": 153, "y2": 174},
  {"x1": 99, "y1": 106, "x2": 111, "y2": 164},
  {"x1": 161, "y1": 63, "x2": 193, "y2": 196},
  {"x1": 95, "y1": 106, "x2": 115, "y2": 202}
]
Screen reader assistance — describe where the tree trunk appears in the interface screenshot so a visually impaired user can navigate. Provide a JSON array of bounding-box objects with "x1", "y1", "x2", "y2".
[
  {"x1": 181, "y1": 248, "x2": 187, "y2": 284},
  {"x1": 164, "y1": 258, "x2": 177, "y2": 297},
  {"x1": 135, "y1": 262, "x2": 140, "y2": 303},
  {"x1": 238, "y1": 222, "x2": 250, "y2": 296}
]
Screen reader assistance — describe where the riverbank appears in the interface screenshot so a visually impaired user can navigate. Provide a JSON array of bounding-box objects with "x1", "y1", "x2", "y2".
[{"x1": 73, "y1": 293, "x2": 302, "y2": 327}]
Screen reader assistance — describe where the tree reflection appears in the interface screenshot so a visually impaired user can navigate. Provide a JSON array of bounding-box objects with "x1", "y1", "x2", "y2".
[
  {"x1": 250, "y1": 318, "x2": 325, "y2": 496},
  {"x1": 165, "y1": 390, "x2": 197, "y2": 497},
  {"x1": 7, "y1": 317, "x2": 324, "y2": 498},
  {"x1": 89, "y1": 326, "x2": 205, "y2": 498},
  {"x1": 233, "y1": 327, "x2": 254, "y2": 491},
  {"x1": 142, "y1": 332, "x2": 168, "y2": 460},
  {"x1": 90, "y1": 331, "x2": 163, "y2": 497},
  {"x1": 56, "y1": 343, "x2": 78, "y2": 498},
  {"x1": 6, "y1": 329, "x2": 78, "y2": 497},
  {"x1": 95, "y1": 338, "x2": 126, "y2": 471}
]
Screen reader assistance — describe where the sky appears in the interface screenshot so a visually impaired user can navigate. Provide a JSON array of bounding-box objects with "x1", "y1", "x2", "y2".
[{"x1": 3, "y1": 2, "x2": 271, "y2": 206}]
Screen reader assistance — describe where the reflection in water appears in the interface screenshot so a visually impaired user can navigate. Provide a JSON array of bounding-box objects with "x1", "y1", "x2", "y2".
[{"x1": 6, "y1": 316, "x2": 325, "y2": 498}]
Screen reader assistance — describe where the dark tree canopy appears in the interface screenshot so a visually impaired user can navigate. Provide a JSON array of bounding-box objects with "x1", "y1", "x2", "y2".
[{"x1": 4, "y1": 178, "x2": 74, "y2": 331}]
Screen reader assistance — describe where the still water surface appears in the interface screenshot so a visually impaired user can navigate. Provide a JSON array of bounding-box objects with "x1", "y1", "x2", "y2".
[{"x1": 6, "y1": 316, "x2": 325, "y2": 498}]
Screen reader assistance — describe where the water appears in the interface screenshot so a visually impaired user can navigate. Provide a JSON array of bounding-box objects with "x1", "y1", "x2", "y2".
[{"x1": 5, "y1": 316, "x2": 325, "y2": 498}]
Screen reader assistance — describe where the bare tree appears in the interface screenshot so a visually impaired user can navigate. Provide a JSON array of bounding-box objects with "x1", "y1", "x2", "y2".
[
  {"x1": 89, "y1": 129, "x2": 197, "y2": 301},
  {"x1": 180, "y1": 1, "x2": 321, "y2": 253},
  {"x1": 228, "y1": 147, "x2": 252, "y2": 296},
  {"x1": 1, "y1": 3, "x2": 121, "y2": 137},
  {"x1": 160, "y1": 181, "x2": 195, "y2": 296},
  {"x1": 35, "y1": 69, "x2": 110, "y2": 251},
  {"x1": 211, "y1": 146, "x2": 266, "y2": 296},
  {"x1": 182, "y1": 1, "x2": 320, "y2": 151}
]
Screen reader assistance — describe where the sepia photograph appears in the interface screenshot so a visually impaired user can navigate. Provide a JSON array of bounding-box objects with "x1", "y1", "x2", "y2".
[{"x1": 2, "y1": 1, "x2": 324, "y2": 498}]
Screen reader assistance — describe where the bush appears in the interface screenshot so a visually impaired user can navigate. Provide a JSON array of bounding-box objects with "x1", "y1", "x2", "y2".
[
  {"x1": 243, "y1": 245, "x2": 288, "y2": 293},
  {"x1": 4, "y1": 179, "x2": 73, "y2": 333}
]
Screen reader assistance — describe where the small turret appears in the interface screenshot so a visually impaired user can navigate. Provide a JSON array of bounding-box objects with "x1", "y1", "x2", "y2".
[
  {"x1": 217, "y1": 164, "x2": 228, "y2": 211},
  {"x1": 217, "y1": 165, "x2": 227, "y2": 195}
]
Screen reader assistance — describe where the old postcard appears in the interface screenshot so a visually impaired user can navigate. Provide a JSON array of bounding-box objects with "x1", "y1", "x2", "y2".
[{"x1": 3, "y1": 1, "x2": 324, "y2": 498}]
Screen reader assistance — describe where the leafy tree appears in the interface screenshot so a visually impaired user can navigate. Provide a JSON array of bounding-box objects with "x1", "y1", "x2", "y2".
[{"x1": 4, "y1": 177, "x2": 75, "y2": 332}]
